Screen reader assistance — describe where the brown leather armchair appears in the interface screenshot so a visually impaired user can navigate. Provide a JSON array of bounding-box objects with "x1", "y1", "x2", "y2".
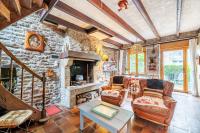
[
  {"x1": 101, "y1": 76, "x2": 129, "y2": 106},
  {"x1": 131, "y1": 79, "x2": 176, "y2": 127}
]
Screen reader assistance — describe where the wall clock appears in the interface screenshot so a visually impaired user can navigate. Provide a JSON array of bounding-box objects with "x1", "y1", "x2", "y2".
[{"x1": 25, "y1": 31, "x2": 45, "y2": 52}]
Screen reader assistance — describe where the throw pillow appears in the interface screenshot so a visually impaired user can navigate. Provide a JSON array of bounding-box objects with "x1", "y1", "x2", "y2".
[
  {"x1": 101, "y1": 90, "x2": 120, "y2": 97},
  {"x1": 112, "y1": 84, "x2": 124, "y2": 90},
  {"x1": 144, "y1": 87, "x2": 163, "y2": 98},
  {"x1": 147, "y1": 79, "x2": 164, "y2": 90}
]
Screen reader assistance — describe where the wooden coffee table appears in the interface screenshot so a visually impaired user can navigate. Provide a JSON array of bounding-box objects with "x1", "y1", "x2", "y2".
[{"x1": 78, "y1": 100, "x2": 133, "y2": 133}]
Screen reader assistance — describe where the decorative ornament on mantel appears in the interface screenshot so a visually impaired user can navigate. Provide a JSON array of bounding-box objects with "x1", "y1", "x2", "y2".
[{"x1": 118, "y1": 0, "x2": 128, "y2": 11}]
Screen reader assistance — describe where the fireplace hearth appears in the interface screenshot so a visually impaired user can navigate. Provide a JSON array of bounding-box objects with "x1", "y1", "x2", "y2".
[{"x1": 70, "y1": 60, "x2": 94, "y2": 86}]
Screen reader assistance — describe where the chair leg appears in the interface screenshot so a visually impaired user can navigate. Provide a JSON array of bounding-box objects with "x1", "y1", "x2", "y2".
[
  {"x1": 17, "y1": 119, "x2": 33, "y2": 133},
  {"x1": 0, "y1": 128, "x2": 10, "y2": 133}
]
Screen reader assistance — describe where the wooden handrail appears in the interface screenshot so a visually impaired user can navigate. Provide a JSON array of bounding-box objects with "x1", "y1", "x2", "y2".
[
  {"x1": 0, "y1": 43, "x2": 43, "y2": 81},
  {"x1": 0, "y1": 42, "x2": 46, "y2": 118}
]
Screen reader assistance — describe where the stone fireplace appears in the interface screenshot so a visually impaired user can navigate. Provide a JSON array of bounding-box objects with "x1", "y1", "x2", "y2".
[
  {"x1": 70, "y1": 60, "x2": 94, "y2": 86},
  {"x1": 60, "y1": 50, "x2": 102, "y2": 108}
]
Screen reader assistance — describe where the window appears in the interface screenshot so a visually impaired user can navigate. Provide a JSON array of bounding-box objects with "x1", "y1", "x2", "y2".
[
  {"x1": 128, "y1": 49, "x2": 146, "y2": 75},
  {"x1": 130, "y1": 54, "x2": 136, "y2": 73}
]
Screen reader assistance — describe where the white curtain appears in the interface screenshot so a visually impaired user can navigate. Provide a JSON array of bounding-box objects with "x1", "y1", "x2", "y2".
[
  {"x1": 119, "y1": 50, "x2": 124, "y2": 75},
  {"x1": 189, "y1": 39, "x2": 199, "y2": 96}
]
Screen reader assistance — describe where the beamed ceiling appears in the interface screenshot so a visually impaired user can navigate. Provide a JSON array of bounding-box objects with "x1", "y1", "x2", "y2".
[{"x1": 42, "y1": 0, "x2": 200, "y2": 48}]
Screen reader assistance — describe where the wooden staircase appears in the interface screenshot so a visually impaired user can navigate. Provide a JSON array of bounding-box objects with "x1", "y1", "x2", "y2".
[
  {"x1": 0, "y1": 0, "x2": 46, "y2": 30},
  {"x1": 0, "y1": 42, "x2": 46, "y2": 121}
]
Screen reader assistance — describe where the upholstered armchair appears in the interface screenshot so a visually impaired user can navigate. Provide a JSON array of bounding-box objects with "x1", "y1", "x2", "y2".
[
  {"x1": 131, "y1": 79, "x2": 176, "y2": 127},
  {"x1": 101, "y1": 76, "x2": 129, "y2": 106}
]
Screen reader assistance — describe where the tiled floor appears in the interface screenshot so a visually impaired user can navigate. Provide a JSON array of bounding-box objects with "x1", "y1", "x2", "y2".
[{"x1": 16, "y1": 92, "x2": 200, "y2": 133}]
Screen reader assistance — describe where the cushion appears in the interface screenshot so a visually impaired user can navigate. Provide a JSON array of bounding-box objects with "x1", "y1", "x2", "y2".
[
  {"x1": 0, "y1": 110, "x2": 33, "y2": 128},
  {"x1": 133, "y1": 96, "x2": 169, "y2": 116},
  {"x1": 113, "y1": 76, "x2": 124, "y2": 84},
  {"x1": 144, "y1": 87, "x2": 163, "y2": 98},
  {"x1": 101, "y1": 90, "x2": 120, "y2": 97},
  {"x1": 143, "y1": 91, "x2": 163, "y2": 98},
  {"x1": 112, "y1": 84, "x2": 124, "y2": 90},
  {"x1": 147, "y1": 79, "x2": 164, "y2": 90}
]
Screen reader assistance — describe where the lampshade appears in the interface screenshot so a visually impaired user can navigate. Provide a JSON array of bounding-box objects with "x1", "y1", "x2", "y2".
[{"x1": 131, "y1": 44, "x2": 143, "y2": 54}]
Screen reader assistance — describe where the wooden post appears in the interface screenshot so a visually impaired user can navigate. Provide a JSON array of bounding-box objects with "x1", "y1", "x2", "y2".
[
  {"x1": 9, "y1": 58, "x2": 13, "y2": 92},
  {"x1": 42, "y1": 72, "x2": 46, "y2": 118},
  {"x1": 0, "y1": 48, "x2": 2, "y2": 84},
  {"x1": 20, "y1": 68, "x2": 24, "y2": 100},
  {"x1": 86, "y1": 64, "x2": 88, "y2": 83},
  {"x1": 31, "y1": 75, "x2": 34, "y2": 106}
]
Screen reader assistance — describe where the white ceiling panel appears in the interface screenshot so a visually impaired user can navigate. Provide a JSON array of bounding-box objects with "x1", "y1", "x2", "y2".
[
  {"x1": 102, "y1": 0, "x2": 155, "y2": 39},
  {"x1": 49, "y1": 8, "x2": 91, "y2": 28},
  {"x1": 110, "y1": 37, "x2": 128, "y2": 44},
  {"x1": 180, "y1": 0, "x2": 200, "y2": 32},
  {"x1": 141, "y1": 0, "x2": 177, "y2": 36},
  {"x1": 60, "y1": 0, "x2": 138, "y2": 42}
]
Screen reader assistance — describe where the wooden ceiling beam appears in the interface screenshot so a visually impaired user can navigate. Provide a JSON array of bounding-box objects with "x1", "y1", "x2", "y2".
[
  {"x1": 45, "y1": 14, "x2": 86, "y2": 33},
  {"x1": 9, "y1": 0, "x2": 21, "y2": 15},
  {"x1": 20, "y1": 0, "x2": 32, "y2": 9},
  {"x1": 141, "y1": 30, "x2": 198, "y2": 46},
  {"x1": 0, "y1": 0, "x2": 11, "y2": 22},
  {"x1": 132, "y1": 0, "x2": 160, "y2": 39},
  {"x1": 33, "y1": 0, "x2": 44, "y2": 7},
  {"x1": 40, "y1": 0, "x2": 58, "y2": 22},
  {"x1": 55, "y1": 1, "x2": 133, "y2": 44},
  {"x1": 0, "y1": 4, "x2": 43, "y2": 30},
  {"x1": 176, "y1": 0, "x2": 183, "y2": 36},
  {"x1": 88, "y1": 0, "x2": 145, "y2": 41},
  {"x1": 103, "y1": 38, "x2": 123, "y2": 48}
]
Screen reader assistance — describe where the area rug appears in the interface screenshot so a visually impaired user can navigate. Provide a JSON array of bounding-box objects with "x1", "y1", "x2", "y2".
[{"x1": 46, "y1": 105, "x2": 62, "y2": 116}]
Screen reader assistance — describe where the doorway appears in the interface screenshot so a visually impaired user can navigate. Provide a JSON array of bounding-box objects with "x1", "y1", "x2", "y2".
[{"x1": 160, "y1": 40, "x2": 189, "y2": 93}]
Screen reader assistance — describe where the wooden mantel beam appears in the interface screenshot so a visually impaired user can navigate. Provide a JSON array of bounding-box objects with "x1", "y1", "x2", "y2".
[
  {"x1": 132, "y1": 0, "x2": 160, "y2": 39},
  {"x1": 176, "y1": 0, "x2": 183, "y2": 36},
  {"x1": 55, "y1": 1, "x2": 133, "y2": 44},
  {"x1": 88, "y1": 0, "x2": 145, "y2": 41}
]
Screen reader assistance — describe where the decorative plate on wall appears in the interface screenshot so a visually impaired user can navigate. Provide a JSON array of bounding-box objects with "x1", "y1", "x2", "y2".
[{"x1": 25, "y1": 31, "x2": 45, "y2": 52}]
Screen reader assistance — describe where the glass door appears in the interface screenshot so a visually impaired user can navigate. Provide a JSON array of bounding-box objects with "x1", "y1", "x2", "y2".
[{"x1": 162, "y1": 50, "x2": 184, "y2": 91}]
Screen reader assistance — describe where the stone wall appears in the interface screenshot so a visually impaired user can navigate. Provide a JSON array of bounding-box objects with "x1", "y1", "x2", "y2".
[
  {"x1": 0, "y1": 12, "x2": 119, "y2": 107},
  {"x1": 66, "y1": 29, "x2": 120, "y2": 81},
  {"x1": 0, "y1": 12, "x2": 64, "y2": 107}
]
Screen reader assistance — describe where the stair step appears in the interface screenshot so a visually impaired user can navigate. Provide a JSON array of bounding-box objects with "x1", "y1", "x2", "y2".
[{"x1": 0, "y1": 0, "x2": 11, "y2": 22}]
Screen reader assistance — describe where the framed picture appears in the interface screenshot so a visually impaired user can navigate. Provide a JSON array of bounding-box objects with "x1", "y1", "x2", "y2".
[{"x1": 25, "y1": 31, "x2": 45, "y2": 52}]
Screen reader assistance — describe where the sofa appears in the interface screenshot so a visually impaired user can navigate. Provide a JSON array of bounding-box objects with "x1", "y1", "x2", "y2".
[
  {"x1": 131, "y1": 78, "x2": 176, "y2": 127},
  {"x1": 101, "y1": 76, "x2": 129, "y2": 106}
]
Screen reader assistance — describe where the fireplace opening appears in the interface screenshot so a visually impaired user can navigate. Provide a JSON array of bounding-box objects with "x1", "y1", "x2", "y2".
[
  {"x1": 70, "y1": 60, "x2": 94, "y2": 86},
  {"x1": 0, "y1": 65, "x2": 17, "y2": 93}
]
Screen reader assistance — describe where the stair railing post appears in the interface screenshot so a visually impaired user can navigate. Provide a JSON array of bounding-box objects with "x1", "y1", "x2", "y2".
[
  {"x1": 31, "y1": 75, "x2": 34, "y2": 106},
  {"x1": 20, "y1": 68, "x2": 24, "y2": 100},
  {"x1": 42, "y1": 72, "x2": 46, "y2": 118},
  {"x1": 9, "y1": 58, "x2": 13, "y2": 92},
  {"x1": 0, "y1": 48, "x2": 2, "y2": 84}
]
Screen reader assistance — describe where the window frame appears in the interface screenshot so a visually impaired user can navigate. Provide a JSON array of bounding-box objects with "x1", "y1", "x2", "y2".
[{"x1": 128, "y1": 48, "x2": 146, "y2": 76}]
